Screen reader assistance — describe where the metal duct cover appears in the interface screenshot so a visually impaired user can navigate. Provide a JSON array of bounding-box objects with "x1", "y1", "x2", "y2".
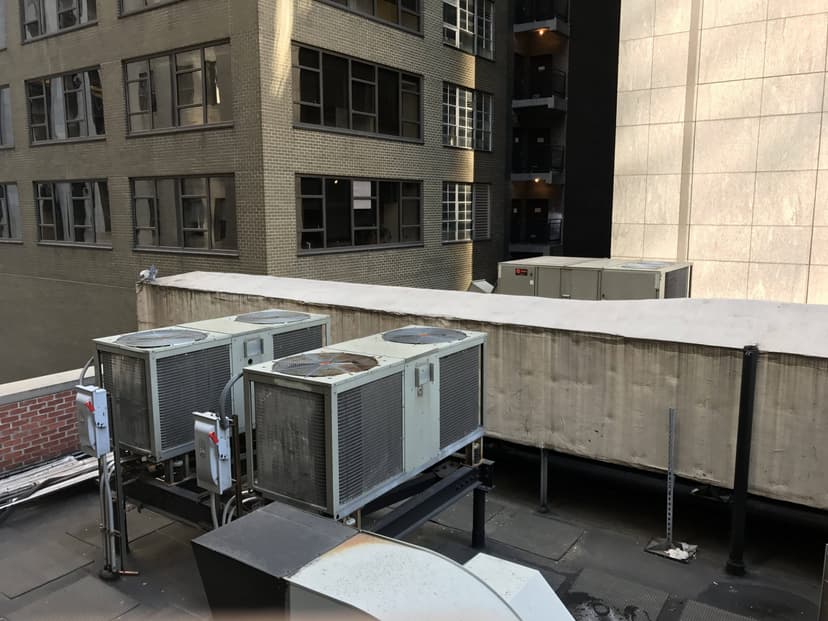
[
  {"x1": 116, "y1": 328, "x2": 208, "y2": 348},
  {"x1": 382, "y1": 327, "x2": 467, "y2": 344},
  {"x1": 235, "y1": 310, "x2": 311, "y2": 325},
  {"x1": 273, "y1": 352, "x2": 378, "y2": 377}
]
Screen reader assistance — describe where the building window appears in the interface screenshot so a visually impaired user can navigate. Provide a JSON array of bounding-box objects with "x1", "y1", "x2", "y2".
[
  {"x1": 293, "y1": 45, "x2": 421, "y2": 141},
  {"x1": 120, "y1": 0, "x2": 180, "y2": 15},
  {"x1": 442, "y1": 182, "x2": 489, "y2": 242},
  {"x1": 323, "y1": 0, "x2": 421, "y2": 33},
  {"x1": 0, "y1": 86, "x2": 12, "y2": 146},
  {"x1": 26, "y1": 69, "x2": 105, "y2": 143},
  {"x1": 443, "y1": 0, "x2": 493, "y2": 58},
  {"x1": 442, "y1": 83, "x2": 492, "y2": 151},
  {"x1": 125, "y1": 42, "x2": 232, "y2": 133},
  {"x1": 298, "y1": 176, "x2": 421, "y2": 251},
  {"x1": 35, "y1": 180, "x2": 110, "y2": 245},
  {"x1": 22, "y1": 0, "x2": 97, "y2": 41},
  {"x1": 0, "y1": 184, "x2": 21, "y2": 240},
  {"x1": 132, "y1": 175, "x2": 237, "y2": 252}
]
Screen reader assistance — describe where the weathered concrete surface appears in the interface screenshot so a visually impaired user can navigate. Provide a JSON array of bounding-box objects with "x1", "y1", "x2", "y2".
[{"x1": 135, "y1": 272, "x2": 828, "y2": 510}]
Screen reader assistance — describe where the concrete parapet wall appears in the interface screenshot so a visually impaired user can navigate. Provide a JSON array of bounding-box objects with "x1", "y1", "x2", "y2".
[{"x1": 135, "y1": 272, "x2": 828, "y2": 510}]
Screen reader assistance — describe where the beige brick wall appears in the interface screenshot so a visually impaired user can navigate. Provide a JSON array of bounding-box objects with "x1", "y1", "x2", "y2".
[
  {"x1": 256, "y1": 0, "x2": 510, "y2": 290},
  {"x1": 612, "y1": 0, "x2": 828, "y2": 303},
  {"x1": 0, "y1": 0, "x2": 509, "y2": 381}
]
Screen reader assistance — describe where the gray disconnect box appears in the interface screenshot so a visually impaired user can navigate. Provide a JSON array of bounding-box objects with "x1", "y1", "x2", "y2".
[{"x1": 496, "y1": 257, "x2": 692, "y2": 300}]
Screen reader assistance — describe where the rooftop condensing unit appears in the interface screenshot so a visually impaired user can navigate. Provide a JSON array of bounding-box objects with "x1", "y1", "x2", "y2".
[
  {"x1": 244, "y1": 326, "x2": 487, "y2": 519},
  {"x1": 95, "y1": 310, "x2": 330, "y2": 462},
  {"x1": 496, "y1": 256, "x2": 692, "y2": 300},
  {"x1": 180, "y1": 309, "x2": 330, "y2": 429}
]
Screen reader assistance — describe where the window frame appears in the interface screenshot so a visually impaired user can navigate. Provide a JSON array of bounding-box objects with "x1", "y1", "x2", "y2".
[
  {"x1": 34, "y1": 179, "x2": 111, "y2": 247},
  {"x1": 0, "y1": 85, "x2": 12, "y2": 147},
  {"x1": 442, "y1": 82, "x2": 493, "y2": 152},
  {"x1": 0, "y1": 183, "x2": 22, "y2": 241},
  {"x1": 443, "y1": 0, "x2": 494, "y2": 59},
  {"x1": 123, "y1": 40, "x2": 232, "y2": 135},
  {"x1": 130, "y1": 174, "x2": 238, "y2": 255},
  {"x1": 20, "y1": 0, "x2": 97, "y2": 43},
  {"x1": 442, "y1": 181, "x2": 490, "y2": 243},
  {"x1": 293, "y1": 43, "x2": 423, "y2": 143},
  {"x1": 25, "y1": 66, "x2": 105, "y2": 144},
  {"x1": 314, "y1": 0, "x2": 423, "y2": 35},
  {"x1": 296, "y1": 174, "x2": 423, "y2": 254},
  {"x1": 119, "y1": 0, "x2": 184, "y2": 17}
]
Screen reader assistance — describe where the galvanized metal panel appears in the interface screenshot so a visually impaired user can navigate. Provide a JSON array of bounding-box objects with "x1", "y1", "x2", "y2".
[
  {"x1": 99, "y1": 351, "x2": 151, "y2": 452},
  {"x1": 254, "y1": 383, "x2": 328, "y2": 508},
  {"x1": 337, "y1": 373, "x2": 404, "y2": 504},
  {"x1": 156, "y1": 346, "x2": 232, "y2": 457},
  {"x1": 273, "y1": 325, "x2": 324, "y2": 360},
  {"x1": 440, "y1": 346, "x2": 482, "y2": 449}
]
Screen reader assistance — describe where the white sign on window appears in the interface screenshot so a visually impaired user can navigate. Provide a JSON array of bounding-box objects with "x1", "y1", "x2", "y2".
[
  {"x1": 354, "y1": 199, "x2": 372, "y2": 210},
  {"x1": 353, "y1": 181, "x2": 371, "y2": 198}
]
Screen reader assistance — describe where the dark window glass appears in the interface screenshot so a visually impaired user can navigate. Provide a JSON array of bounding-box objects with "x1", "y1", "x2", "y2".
[
  {"x1": 132, "y1": 176, "x2": 236, "y2": 251},
  {"x1": 36, "y1": 180, "x2": 110, "y2": 245},
  {"x1": 377, "y1": 69, "x2": 399, "y2": 135},
  {"x1": 322, "y1": 54, "x2": 349, "y2": 129},
  {"x1": 298, "y1": 177, "x2": 420, "y2": 251},
  {"x1": 295, "y1": 46, "x2": 420, "y2": 140},
  {"x1": 325, "y1": 178, "x2": 351, "y2": 246},
  {"x1": 27, "y1": 69, "x2": 104, "y2": 142},
  {"x1": 127, "y1": 43, "x2": 232, "y2": 133}
]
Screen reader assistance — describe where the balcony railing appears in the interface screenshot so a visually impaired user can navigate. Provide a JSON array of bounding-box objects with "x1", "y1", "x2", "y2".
[
  {"x1": 514, "y1": 0, "x2": 569, "y2": 24},
  {"x1": 512, "y1": 134, "x2": 565, "y2": 174},
  {"x1": 514, "y1": 65, "x2": 566, "y2": 100}
]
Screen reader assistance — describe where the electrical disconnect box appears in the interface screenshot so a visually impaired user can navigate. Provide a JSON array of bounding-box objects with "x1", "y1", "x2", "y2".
[
  {"x1": 75, "y1": 385, "x2": 110, "y2": 458},
  {"x1": 194, "y1": 412, "x2": 232, "y2": 494}
]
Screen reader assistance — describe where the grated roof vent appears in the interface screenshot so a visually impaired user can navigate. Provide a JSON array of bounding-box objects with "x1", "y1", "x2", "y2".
[
  {"x1": 235, "y1": 310, "x2": 311, "y2": 324},
  {"x1": 273, "y1": 352, "x2": 379, "y2": 377},
  {"x1": 116, "y1": 328, "x2": 208, "y2": 348},
  {"x1": 382, "y1": 327, "x2": 467, "y2": 344}
]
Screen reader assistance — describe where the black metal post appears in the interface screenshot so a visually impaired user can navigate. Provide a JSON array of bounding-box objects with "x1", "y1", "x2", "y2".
[
  {"x1": 539, "y1": 448, "x2": 549, "y2": 513},
  {"x1": 726, "y1": 345, "x2": 759, "y2": 576},
  {"x1": 231, "y1": 415, "x2": 244, "y2": 517},
  {"x1": 472, "y1": 487, "x2": 487, "y2": 549}
]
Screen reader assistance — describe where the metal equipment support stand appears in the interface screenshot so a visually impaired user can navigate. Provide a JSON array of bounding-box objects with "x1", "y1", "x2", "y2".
[
  {"x1": 726, "y1": 345, "x2": 759, "y2": 576},
  {"x1": 820, "y1": 545, "x2": 828, "y2": 621},
  {"x1": 666, "y1": 407, "x2": 676, "y2": 546},
  {"x1": 539, "y1": 448, "x2": 549, "y2": 513},
  {"x1": 645, "y1": 408, "x2": 696, "y2": 563},
  {"x1": 472, "y1": 487, "x2": 487, "y2": 549}
]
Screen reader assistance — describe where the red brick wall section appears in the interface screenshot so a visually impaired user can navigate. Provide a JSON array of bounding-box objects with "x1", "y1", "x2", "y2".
[{"x1": 0, "y1": 389, "x2": 79, "y2": 475}]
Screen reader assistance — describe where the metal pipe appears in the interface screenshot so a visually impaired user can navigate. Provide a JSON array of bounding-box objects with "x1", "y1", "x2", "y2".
[
  {"x1": 209, "y1": 493, "x2": 220, "y2": 530},
  {"x1": 539, "y1": 447, "x2": 549, "y2": 512},
  {"x1": 231, "y1": 414, "x2": 244, "y2": 517},
  {"x1": 79, "y1": 356, "x2": 94, "y2": 386},
  {"x1": 472, "y1": 487, "x2": 487, "y2": 549},
  {"x1": 726, "y1": 345, "x2": 759, "y2": 576},
  {"x1": 218, "y1": 372, "x2": 243, "y2": 429}
]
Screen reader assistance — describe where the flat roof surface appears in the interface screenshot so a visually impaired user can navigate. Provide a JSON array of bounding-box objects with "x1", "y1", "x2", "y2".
[
  {"x1": 0, "y1": 442, "x2": 820, "y2": 620},
  {"x1": 150, "y1": 272, "x2": 828, "y2": 359}
]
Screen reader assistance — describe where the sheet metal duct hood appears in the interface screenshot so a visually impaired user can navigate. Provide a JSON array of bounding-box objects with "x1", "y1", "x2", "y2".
[{"x1": 193, "y1": 500, "x2": 573, "y2": 620}]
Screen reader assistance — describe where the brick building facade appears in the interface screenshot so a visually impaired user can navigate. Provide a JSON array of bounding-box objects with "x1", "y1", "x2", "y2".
[{"x1": 0, "y1": 0, "x2": 511, "y2": 382}]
